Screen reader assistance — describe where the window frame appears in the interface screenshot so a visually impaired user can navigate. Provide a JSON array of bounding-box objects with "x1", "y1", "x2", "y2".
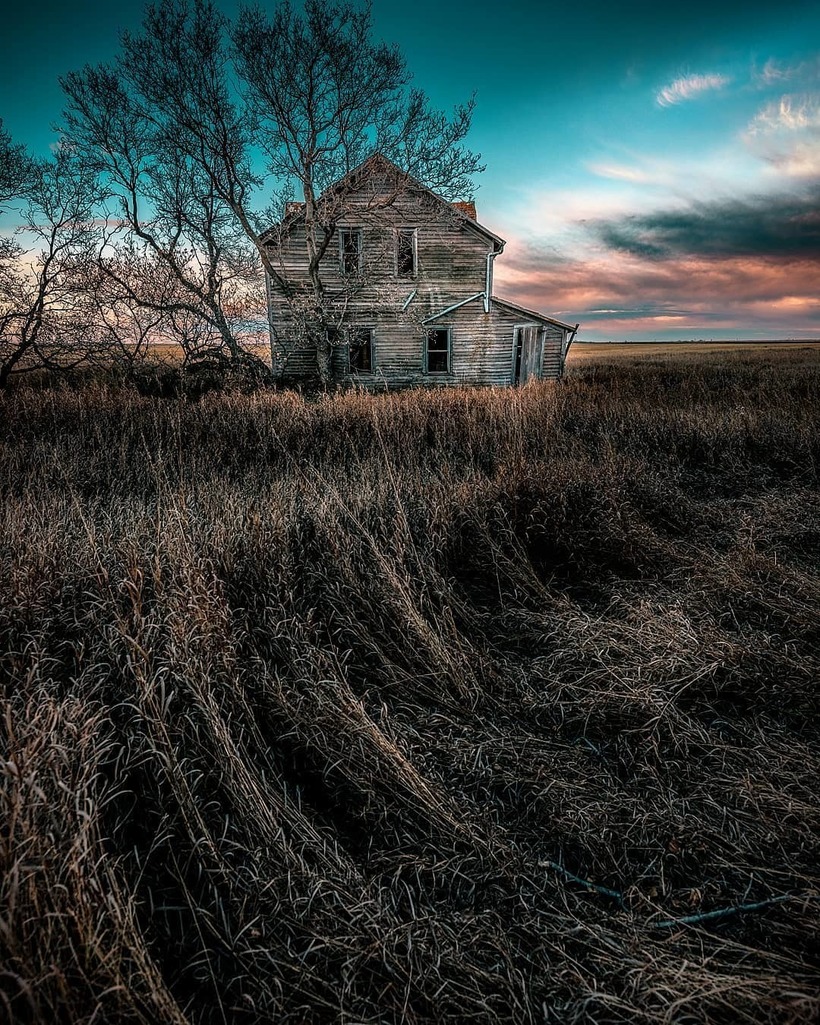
[
  {"x1": 394, "y1": 227, "x2": 418, "y2": 278},
  {"x1": 339, "y1": 227, "x2": 363, "y2": 276},
  {"x1": 424, "y1": 325, "x2": 452, "y2": 375},
  {"x1": 348, "y1": 326, "x2": 375, "y2": 374}
]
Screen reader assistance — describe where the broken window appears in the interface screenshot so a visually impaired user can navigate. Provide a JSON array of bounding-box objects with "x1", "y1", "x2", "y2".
[
  {"x1": 340, "y1": 228, "x2": 362, "y2": 275},
  {"x1": 396, "y1": 228, "x2": 417, "y2": 277},
  {"x1": 426, "y1": 328, "x2": 450, "y2": 374},
  {"x1": 349, "y1": 328, "x2": 373, "y2": 372}
]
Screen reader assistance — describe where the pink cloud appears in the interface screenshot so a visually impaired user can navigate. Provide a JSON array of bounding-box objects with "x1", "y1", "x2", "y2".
[
  {"x1": 494, "y1": 249, "x2": 820, "y2": 340},
  {"x1": 585, "y1": 162, "x2": 654, "y2": 184}
]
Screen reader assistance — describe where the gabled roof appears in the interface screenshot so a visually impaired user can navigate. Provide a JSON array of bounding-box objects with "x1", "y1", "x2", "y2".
[
  {"x1": 421, "y1": 291, "x2": 576, "y2": 331},
  {"x1": 262, "y1": 152, "x2": 505, "y2": 251},
  {"x1": 491, "y1": 296, "x2": 576, "y2": 332}
]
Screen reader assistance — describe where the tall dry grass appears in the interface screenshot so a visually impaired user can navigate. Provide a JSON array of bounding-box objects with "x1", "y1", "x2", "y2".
[{"x1": 1, "y1": 346, "x2": 819, "y2": 1023}]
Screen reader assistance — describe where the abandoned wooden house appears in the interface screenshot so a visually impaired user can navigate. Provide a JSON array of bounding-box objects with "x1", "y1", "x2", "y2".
[{"x1": 263, "y1": 154, "x2": 578, "y2": 386}]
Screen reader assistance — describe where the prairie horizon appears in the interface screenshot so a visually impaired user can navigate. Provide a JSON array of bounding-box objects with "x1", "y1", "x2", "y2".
[{"x1": 570, "y1": 339, "x2": 820, "y2": 359}]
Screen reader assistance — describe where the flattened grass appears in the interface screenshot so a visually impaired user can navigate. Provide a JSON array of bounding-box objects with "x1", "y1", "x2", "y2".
[{"x1": 1, "y1": 346, "x2": 819, "y2": 1023}]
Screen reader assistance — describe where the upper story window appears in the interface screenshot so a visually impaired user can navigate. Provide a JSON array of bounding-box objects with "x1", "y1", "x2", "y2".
[
  {"x1": 426, "y1": 327, "x2": 450, "y2": 374},
  {"x1": 395, "y1": 228, "x2": 417, "y2": 277},
  {"x1": 340, "y1": 228, "x2": 362, "y2": 275},
  {"x1": 349, "y1": 328, "x2": 373, "y2": 373}
]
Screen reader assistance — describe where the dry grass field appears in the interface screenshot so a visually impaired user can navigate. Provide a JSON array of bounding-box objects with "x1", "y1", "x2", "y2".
[
  {"x1": 1, "y1": 345, "x2": 819, "y2": 1023},
  {"x1": 569, "y1": 340, "x2": 820, "y2": 361}
]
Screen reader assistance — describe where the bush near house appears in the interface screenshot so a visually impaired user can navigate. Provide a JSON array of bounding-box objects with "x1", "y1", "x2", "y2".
[{"x1": 1, "y1": 346, "x2": 819, "y2": 1024}]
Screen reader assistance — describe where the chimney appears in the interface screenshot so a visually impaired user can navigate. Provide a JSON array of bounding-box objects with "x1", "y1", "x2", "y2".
[{"x1": 451, "y1": 201, "x2": 477, "y2": 220}]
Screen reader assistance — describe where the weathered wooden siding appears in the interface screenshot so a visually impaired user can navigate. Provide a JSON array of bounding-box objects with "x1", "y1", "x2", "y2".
[
  {"x1": 269, "y1": 199, "x2": 492, "y2": 307},
  {"x1": 443, "y1": 305, "x2": 566, "y2": 386},
  {"x1": 267, "y1": 175, "x2": 496, "y2": 383},
  {"x1": 269, "y1": 304, "x2": 568, "y2": 386},
  {"x1": 271, "y1": 302, "x2": 567, "y2": 388}
]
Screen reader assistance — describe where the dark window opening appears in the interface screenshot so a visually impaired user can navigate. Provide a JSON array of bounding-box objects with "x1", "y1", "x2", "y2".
[
  {"x1": 396, "y1": 228, "x2": 416, "y2": 277},
  {"x1": 340, "y1": 228, "x2": 362, "y2": 275},
  {"x1": 426, "y1": 328, "x2": 450, "y2": 374},
  {"x1": 349, "y1": 328, "x2": 373, "y2": 372}
]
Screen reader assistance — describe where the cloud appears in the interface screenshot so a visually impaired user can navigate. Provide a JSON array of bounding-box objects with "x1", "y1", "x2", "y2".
[
  {"x1": 748, "y1": 93, "x2": 820, "y2": 134},
  {"x1": 762, "y1": 144, "x2": 820, "y2": 178},
  {"x1": 589, "y1": 188, "x2": 820, "y2": 260},
  {"x1": 744, "y1": 93, "x2": 820, "y2": 177},
  {"x1": 499, "y1": 245, "x2": 820, "y2": 309},
  {"x1": 656, "y1": 73, "x2": 731, "y2": 107},
  {"x1": 752, "y1": 56, "x2": 820, "y2": 89},
  {"x1": 585, "y1": 162, "x2": 653, "y2": 183},
  {"x1": 494, "y1": 241, "x2": 820, "y2": 341},
  {"x1": 756, "y1": 59, "x2": 797, "y2": 86}
]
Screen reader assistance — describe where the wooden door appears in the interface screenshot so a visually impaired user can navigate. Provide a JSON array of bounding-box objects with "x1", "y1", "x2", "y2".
[{"x1": 514, "y1": 327, "x2": 542, "y2": 384}]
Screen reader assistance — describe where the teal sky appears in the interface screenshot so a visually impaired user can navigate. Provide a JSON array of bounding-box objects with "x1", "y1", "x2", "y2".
[{"x1": 2, "y1": 0, "x2": 819, "y2": 339}]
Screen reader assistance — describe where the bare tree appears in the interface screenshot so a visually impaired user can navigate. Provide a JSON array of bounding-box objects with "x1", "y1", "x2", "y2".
[
  {"x1": 61, "y1": 51, "x2": 267, "y2": 377},
  {"x1": 234, "y1": 1, "x2": 473, "y2": 283},
  {"x1": 232, "y1": 0, "x2": 483, "y2": 380},
  {"x1": 0, "y1": 119, "x2": 35, "y2": 210},
  {"x1": 61, "y1": 0, "x2": 483, "y2": 383},
  {"x1": 0, "y1": 142, "x2": 100, "y2": 388}
]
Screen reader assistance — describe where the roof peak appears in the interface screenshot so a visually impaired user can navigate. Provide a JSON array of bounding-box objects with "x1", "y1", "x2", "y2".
[
  {"x1": 320, "y1": 153, "x2": 501, "y2": 247},
  {"x1": 266, "y1": 152, "x2": 502, "y2": 249}
]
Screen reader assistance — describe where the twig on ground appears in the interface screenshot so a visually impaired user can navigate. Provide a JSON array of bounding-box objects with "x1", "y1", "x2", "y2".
[
  {"x1": 651, "y1": 893, "x2": 816, "y2": 930},
  {"x1": 539, "y1": 860, "x2": 625, "y2": 905}
]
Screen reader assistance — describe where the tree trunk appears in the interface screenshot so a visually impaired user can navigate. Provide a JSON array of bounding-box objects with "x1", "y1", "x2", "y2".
[
  {"x1": 314, "y1": 327, "x2": 331, "y2": 385},
  {"x1": 301, "y1": 169, "x2": 332, "y2": 386},
  {"x1": 0, "y1": 335, "x2": 33, "y2": 389}
]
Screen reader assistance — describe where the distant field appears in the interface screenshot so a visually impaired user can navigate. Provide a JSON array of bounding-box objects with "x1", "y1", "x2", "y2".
[
  {"x1": 1, "y1": 351, "x2": 819, "y2": 1024},
  {"x1": 570, "y1": 340, "x2": 820, "y2": 362},
  {"x1": 70, "y1": 338, "x2": 820, "y2": 376}
]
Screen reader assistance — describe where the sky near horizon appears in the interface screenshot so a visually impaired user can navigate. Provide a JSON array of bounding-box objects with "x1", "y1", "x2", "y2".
[{"x1": 1, "y1": 0, "x2": 819, "y2": 340}]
